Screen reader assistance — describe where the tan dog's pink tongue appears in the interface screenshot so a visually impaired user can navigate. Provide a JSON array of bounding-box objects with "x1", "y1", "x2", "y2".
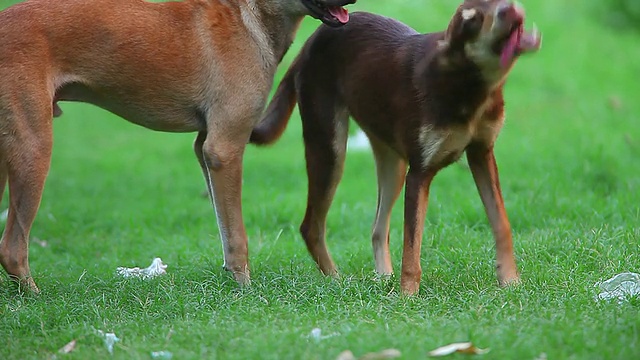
[
  {"x1": 328, "y1": 7, "x2": 349, "y2": 24},
  {"x1": 500, "y1": 30, "x2": 519, "y2": 68}
]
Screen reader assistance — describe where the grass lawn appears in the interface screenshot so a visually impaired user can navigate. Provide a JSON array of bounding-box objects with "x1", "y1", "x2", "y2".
[{"x1": 2, "y1": 0, "x2": 640, "y2": 359}]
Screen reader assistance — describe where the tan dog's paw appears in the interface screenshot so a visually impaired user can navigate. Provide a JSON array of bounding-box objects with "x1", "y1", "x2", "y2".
[{"x1": 498, "y1": 273, "x2": 521, "y2": 287}]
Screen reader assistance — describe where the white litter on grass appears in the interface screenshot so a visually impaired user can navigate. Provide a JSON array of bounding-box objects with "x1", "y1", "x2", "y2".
[
  {"x1": 116, "y1": 257, "x2": 167, "y2": 279},
  {"x1": 58, "y1": 339, "x2": 77, "y2": 354},
  {"x1": 336, "y1": 349, "x2": 401, "y2": 360},
  {"x1": 96, "y1": 330, "x2": 120, "y2": 355},
  {"x1": 308, "y1": 327, "x2": 339, "y2": 342},
  {"x1": 428, "y1": 342, "x2": 490, "y2": 357},
  {"x1": 347, "y1": 130, "x2": 370, "y2": 152},
  {"x1": 0, "y1": 209, "x2": 7, "y2": 222},
  {"x1": 596, "y1": 272, "x2": 640, "y2": 302},
  {"x1": 150, "y1": 350, "x2": 174, "y2": 359}
]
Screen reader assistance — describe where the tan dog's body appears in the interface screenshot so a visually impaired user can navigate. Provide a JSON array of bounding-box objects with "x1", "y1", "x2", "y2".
[
  {"x1": 0, "y1": 0, "x2": 352, "y2": 292},
  {"x1": 251, "y1": 0, "x2": 541, "y2": 294}
]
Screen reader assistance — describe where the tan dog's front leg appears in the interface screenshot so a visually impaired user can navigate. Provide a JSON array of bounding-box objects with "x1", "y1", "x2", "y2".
[
  {"x1": 0, "y1": 117, "x2": 52, "y2": 294},
  {"x1": 400, "y1": 168, "x2": 435, "y2": 295},
  {"x1": 199, "y1": 129, "x2": 251, "y2": 285},
  {"x1": 466, "y1": 146, "x2": 519, "y2": 286}
]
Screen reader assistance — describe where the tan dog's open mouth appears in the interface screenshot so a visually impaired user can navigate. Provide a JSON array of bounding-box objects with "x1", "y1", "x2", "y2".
[{"x1": 302, "y1": 0, "x2": 356, "y2": 27}]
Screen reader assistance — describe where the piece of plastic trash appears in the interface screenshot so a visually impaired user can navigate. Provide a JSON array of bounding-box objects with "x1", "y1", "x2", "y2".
[
  {"x1": 359, "y1": 349, "x2": 402, "y2": 360},
  {"x1": 150, "y1": 350, "x2": 174, "y2": 359},
  {"x1": 58, "y1": 339, "x2": 77, "y2": 354},
  {"x1": 347, "y1": 130, "x2": 370, "y2": 151},
  {"x1": 428, "y1": 342, "x2": 490, "y2": 357},
  {"x1": 96, "y1": 330, "x2": 120, "y2": 355},
  {"x1": 116, "y1": 257, "x2": 167, "y2": 279},
  {"x1": 308, "y1": 327, "x2": 339, "y2": 342},
  {"x1": 0, "y1": 209, "x2": 7, "y2": 222},
  {"x1": 335, "y1": 349, "x2": 401, "y2": 360},
  {"x1": 596, "y1": 272, "x2": 640, "y2": 302}
]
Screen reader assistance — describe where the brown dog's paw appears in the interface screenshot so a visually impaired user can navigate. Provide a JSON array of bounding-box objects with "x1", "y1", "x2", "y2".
[{"x1": 14, "y1": 276, "x2": 40, "y2": 295}]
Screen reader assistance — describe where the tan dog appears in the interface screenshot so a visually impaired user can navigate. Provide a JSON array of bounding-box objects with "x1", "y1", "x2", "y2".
[
  {"x1": 251, "y1": 0, "x2": 541, "y2": 294},
  {"x1": 0, "y1": 0, "x2": 354, "y2": 293}
]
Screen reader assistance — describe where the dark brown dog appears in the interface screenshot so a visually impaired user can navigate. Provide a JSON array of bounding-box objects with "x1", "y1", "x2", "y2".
[
  {"x1": 0, "y1": 0, "x2": 354, "y2": 293},
  {"x1": 251, "y1": 0, "x2": 541, "y2": 294}
]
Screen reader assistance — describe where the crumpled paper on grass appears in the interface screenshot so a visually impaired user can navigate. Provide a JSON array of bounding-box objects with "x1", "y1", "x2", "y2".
[
  {"x1": 336, "y1": 349, "x2": 401, "y2": 360},
  {"x1": 0, "y1": 209, "x2": 7, "y2": 223},
  {"x1": 95, "y1": 330, "x2": 120, "y2": 355},
  {"x1": 347, "y1": 130, "x2": 370, "y2": 152},
  {"x1": 308, "y1": 327, "x2": 339, "y2": 342},
  {"x1": 116, "y1": 257, "x2": 167, "y2": 279},
  {"x1": 428, "y1": 342, "x2": 490, "y2": 357},
  {"x1": 595, "y1": 272, "x2": 640, "y2": 302},
  {"x1": 58, "y1": 339, "x2": 77, "y2": 354},
  {"x1": 150, "y1": 350, "x2": 173, "y2": 359}
]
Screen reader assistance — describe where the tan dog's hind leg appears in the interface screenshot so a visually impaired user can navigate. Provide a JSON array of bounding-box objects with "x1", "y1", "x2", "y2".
[
  {"x1": 194, "y1": 132, "x2": 212, "y2": 200},
  {"x1": 369, "y1": 137, "x2": 407, "y2": 276},
  {"x1": 0, "y1": 98, "x2": 53, "y2": 293},
  {"x1": 466, "y1": 147, "x2": 519, "y2": 286},
  {"x1": 400, "y1": 169, "x2": 435, "y2": 295},
  {"x1": 298, "y1": 103, "x2": 349, "y2": 276},
  {"x1": 0, "y1": 158, "x2": 6, "y2": 206}
]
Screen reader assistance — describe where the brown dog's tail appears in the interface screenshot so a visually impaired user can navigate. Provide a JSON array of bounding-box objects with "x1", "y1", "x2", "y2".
[{"x1": 249, "y1": 59, "x2": 299, "y2": 146}]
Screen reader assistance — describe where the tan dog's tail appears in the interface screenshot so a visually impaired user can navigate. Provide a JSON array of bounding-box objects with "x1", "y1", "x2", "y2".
[{"x1": 249, "y1": 59, "x2": 299, "y2": 146}]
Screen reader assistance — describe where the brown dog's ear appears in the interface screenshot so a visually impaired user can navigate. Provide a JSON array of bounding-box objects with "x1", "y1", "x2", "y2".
[{"x1": 445, "y1": 6, "x2": 484, "y2": 50}]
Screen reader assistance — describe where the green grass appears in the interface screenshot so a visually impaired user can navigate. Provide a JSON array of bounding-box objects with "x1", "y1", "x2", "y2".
[{"x1": 2, "y1": 0, "x2": 640, "y2": 359}]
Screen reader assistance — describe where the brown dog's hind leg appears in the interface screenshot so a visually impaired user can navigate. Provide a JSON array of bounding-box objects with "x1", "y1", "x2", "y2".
[
  {"x1": 369, "y1": 137, "x2": 407, "y2": 276},
  {"x1": 298, "y1": 101, "x2": 349, "y2": 276},
  {"x1": 0, "y1": 105, "x2": 53, "y2": 293},
  {"x1": 466, "y1": 147, "x2": 519, "y2": 286},
  {"x1": 400, "y1": 167, "x2": 435, "y2": 295}
]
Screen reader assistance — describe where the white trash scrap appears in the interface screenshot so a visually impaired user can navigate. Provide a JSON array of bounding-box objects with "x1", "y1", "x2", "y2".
[
  {"x1": 116, "y1": 257, "x2": 167, "y2": 279},
  {"x1": 151, "y1": 350, "x2": 174, "y2": 359},
  {"x1": 308, "y1": 327, "x2": 339, "y2": 342},
  {"x1": 0, "y1": 209, "x2": 7, "y2": 222},
  {"x1": 596, "y1": 272, "x2": 640, "y2": 302},
  {"x1": 347, "y1": 130, "x2": 370, "y2": 152},
  {"x1": 96, "y1": 330, "x2": 120, "y2": 355},
  {"x1": 428, "y1": 342, "x2": 490, "y2": 357}
]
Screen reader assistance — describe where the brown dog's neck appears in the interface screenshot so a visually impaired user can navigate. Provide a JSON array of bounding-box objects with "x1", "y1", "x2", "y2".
[{"x1": 412, "y1": 36, "x2": 506, "y2": 126}]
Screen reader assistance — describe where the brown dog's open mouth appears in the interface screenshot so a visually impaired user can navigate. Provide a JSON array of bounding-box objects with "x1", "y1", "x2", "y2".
[
  {"x1": 495, "y1": 22, "x2": 541, "y2": 68},
  {"x1": 302, "y1": 0, "x2": 356, "y2": 27}
]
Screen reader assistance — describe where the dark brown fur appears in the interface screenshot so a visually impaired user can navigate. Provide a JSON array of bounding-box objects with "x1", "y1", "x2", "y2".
[{"x1": 251, "y1": 0, "x2": 540, "y2": 294}]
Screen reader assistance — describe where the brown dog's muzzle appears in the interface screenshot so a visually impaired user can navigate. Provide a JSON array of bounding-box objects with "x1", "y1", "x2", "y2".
[{"x1": 492, "y1": 2, "x2": 541, "y2": 67}]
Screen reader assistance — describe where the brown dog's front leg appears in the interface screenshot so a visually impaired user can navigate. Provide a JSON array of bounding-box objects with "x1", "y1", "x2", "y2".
[
  {"x1": 466, "y1": 146, "x2": 519, "y2": 286},
  {"x1": 400, "y1": 168, "x2": 435, "y2": 295}
]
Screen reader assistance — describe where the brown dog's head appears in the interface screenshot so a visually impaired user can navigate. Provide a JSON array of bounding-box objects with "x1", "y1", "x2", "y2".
[
  {"x1": 441, "y1": 0, "x2": 541, "y2": 76},
  {"x1": 300, "y1": 0, "x2": 357, "y2": 27}
]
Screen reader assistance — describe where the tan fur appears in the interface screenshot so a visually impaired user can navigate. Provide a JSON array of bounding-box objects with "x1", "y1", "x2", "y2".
[{"x1": 0, "y1": 0, "x2": 353, "y2": 293}]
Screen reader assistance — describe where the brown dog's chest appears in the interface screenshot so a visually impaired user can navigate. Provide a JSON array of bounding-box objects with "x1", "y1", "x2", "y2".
[{"x1": 416, "y1": 112, "x2": 504, "y2": 170}]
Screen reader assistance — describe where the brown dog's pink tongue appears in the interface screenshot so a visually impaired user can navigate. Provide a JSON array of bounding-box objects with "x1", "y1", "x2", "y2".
[
  {"x1": 500, "y1": 30, "x2": 519, "y2": 68},
  {"x1": 328, "y1": 6, "x2": 349, "y2": 24}
]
